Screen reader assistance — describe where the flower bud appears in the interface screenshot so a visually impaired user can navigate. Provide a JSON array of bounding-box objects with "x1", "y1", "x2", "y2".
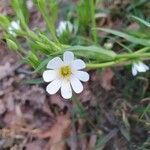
[{"x1": 6, "y1": 39, "x2": 18, "y2": 52}]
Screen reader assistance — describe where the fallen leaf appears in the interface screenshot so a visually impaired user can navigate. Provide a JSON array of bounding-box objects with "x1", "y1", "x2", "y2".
[
  {"x1": 100, "y1": 68, "x2": 114, "y2": 91},
  {"x1": 0, "y1": 63, "x2": 11, "y2": 80},
  {"x1": 36, "y1": 114, "x2": 71, "y2": 150},
  {"x1": 50, "y1": 95, "x2": 66, "y2": 110},
  {"x1": 26, "y1": 140, "x2": 46, "y2": 150},
  {"x1": 0, "y1": 62, "x2": 21, "y2": 80},
  {"x1": 127, "y1": 23, "x2": 139, "y2": 30},
  {"x1": 0, "y1": 99, "x2": 6, "y2": 115},
  {"x1": 88, "y1": 135, "x2": 97, "y2": 150}
]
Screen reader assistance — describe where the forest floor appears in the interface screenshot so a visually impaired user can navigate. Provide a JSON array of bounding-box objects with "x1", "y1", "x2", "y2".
[{"x1": 0, "y1": 0, "x2": 149, "y2": 150}]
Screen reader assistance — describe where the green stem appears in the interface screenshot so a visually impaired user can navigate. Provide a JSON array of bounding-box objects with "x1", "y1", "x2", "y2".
[
  {"x1": 37, "y1": 0, "x2": 59, "y2": 44},
  {"x1": 90, "y1": 0, "x2": 98, "y2": 44},
  {"x1": 135, "y1": 47, "x2": 150, "y2": 54},
  {"x1": 42, "y1": 14, "x2": 59, "y2": 44},
  {"x1": 86, "y1": 61, "x2": 116, "y2": 69},
  {"x1": 86, "y1": 52, "x2": 150, "y2": 69},
  {"x1": 115, "y1": 53, "x2": 150, "y2": 59}
]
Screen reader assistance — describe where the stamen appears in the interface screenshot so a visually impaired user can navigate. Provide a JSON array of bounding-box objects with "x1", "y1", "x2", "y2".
[{"x1": 59, "y1": 66, "x2": 71, "y2": 78}]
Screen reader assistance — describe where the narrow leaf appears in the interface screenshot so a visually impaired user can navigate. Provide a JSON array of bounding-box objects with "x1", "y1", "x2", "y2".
[
  {"x1": 131, "y1": 15, "x2": 150, "y2": 27},
  {"x1": 96, "y1": 28, "x2": 150, "y2": 46}
]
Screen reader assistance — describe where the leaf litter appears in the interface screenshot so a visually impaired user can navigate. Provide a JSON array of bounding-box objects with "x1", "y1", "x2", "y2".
[{"x1": 0, "y1": 0, "x2": 149, "y2": 150}]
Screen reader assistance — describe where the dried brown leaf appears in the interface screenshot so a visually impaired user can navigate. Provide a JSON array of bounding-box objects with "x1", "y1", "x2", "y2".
[
  {"x1": 26, "y1": 140, "x2": 46, "y2": 150},
  {"x1": 100, "y1": 68, "x2": 114, "y2": 91},
  {"x1": 36, "y1": 115, "x2": 71, "y2": 150},
  {"x1": 0, "y1": 99, "x2": 6, "y2": 115},
  {"x1": 50, "y1": 95, "x2": 66, "y2": 110},
  {"x1": 88, "y1": 135, "x2": 97, "y2": 150}
]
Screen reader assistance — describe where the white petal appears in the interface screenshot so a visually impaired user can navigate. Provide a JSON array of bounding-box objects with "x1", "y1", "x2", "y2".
[
  {"x1": 27, "y1": 0, "x2": 33, "y2": 9},
  {"x1": 46, "y1": 79, "x2": 61, "y2": 95},
  {"x1": 47, "y1": 57, "x2": 63, "y2": 69},
  {"x1": 63, "y1": 51, "x2": 74, "y2": 64},
  {"x1": 61, "y1": 80, "x2": 72, "y2": 99},
  {"x1": 8, "y1": 21, "x2": 20, "y2": 37},
  {"x1": 138, "y1": 62, "x2": 149, "y2": 72},
  {"x1": 70, "y1": 76, "x2": 83, "y2": 94},
  {"x1": 75, "y1": 71, "x2": 89, "y2": 82},
  {"x1": 132, "y1": 66, "x2": 137, "y2": 76},
  {"x1": 135, "y1": 62, "x2": 145, "y2": 72},
  {"x1": 72, "y1": 59, "x2": 86, "y2": 70},
  {"x1": 57, "y1": 21, "x2": 74, "y2": 36},
  {"x1": 66, "y1": 21, "x2": 73, "y2": 32},
  {"x1": 8, "y1": 29, "x2": 16, "y2": 36},
  {"x1": 42, "y1": 70, "x2": 57, "y2": 82},
  {"x1": 57, "y1": 21, "x2": 66, "y2": 36},
  {"x1": 142, "y1": 63, "x2": 149, "y2": 71},
  {"x1": 11, "y1": 21, "x2": 20, "y2": 30}
]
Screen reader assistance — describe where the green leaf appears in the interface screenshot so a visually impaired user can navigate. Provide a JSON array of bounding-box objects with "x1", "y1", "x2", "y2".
[
  {"x1": 11, "y1": 0, "x2": 28, "y2": 29},
  {"x1": 134, "y1": 107, "x2": 150, "y2": 113},
  {"x1": 96, "y1": 28, "x2": 150, "y2": 46},
  {"x1": 35, "y1": 41, "x2": 53, "y2": 52},
  {"x1": 34, "y1": 57, "x2": 51, "y2": 73},
  {"x1": 38, "y1": 33, "x2": 61, "y2": 51},
  {"x1": 0, "y1": 15, "x2": 10, "y2": 29},
  {"x1": 96, "y1": 129, "x2": 118, "y2": 150},
  {"x1": 6, "y1": 39, "x2": 18, "y2": 52},
  {"x1": 12, "y1": 0, "x2": 29, "y2": 21},
  {"x1": 28, "y1": 40, "x2": 52, "y2": 55},
  {"x1": 24, "y1": 78, "x2": 44, "y2": 84},
  {"x1": 77, "y1": 0, "x2": 91, "y2": 33},
  {"x1": 64, "y1": 45, "x2": 116, "y2": 62},
  {"x1": 131, "y1": 16, "x2": 150, "y2": 27},
  {"x1": 36, "y1": 0, "x2": 59, "y2": 43},
  {"x1": 47, "y1": 0, "x2": 58, "y2": 23},
  {"x1": 25, "y1": 51, "x2": 40, "y2": 68},
  {"x1": 120, "y1": 126, "x2": 130, "y2": 141}
]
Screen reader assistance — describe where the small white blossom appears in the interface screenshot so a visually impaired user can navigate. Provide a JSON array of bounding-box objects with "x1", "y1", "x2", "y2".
[
  {"x1": 56, "y1": 21, "x2": 77, "y2": 37},
  {"x1": 26, "y1": 0, "x2": 33, "y2": 9},
  {"x1": 8, "y1": 20, "x2": 20, "y2": 37},
  {"x1": 43, "y1": 51, "x2": 89, "y2": 99},
  {"x1": 104, "y1": 42, "x2": 113, "y2": 49},
  {"x1": 132, "y1": 61, "x2": 149, "y2": 76}
]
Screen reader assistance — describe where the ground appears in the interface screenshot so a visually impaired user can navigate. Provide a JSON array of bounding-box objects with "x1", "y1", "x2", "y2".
[{"x1": 0, "y1": 0, "x2": 149, "y2": 150}]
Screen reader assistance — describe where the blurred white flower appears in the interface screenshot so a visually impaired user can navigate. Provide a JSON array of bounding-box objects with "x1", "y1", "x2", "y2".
[
  {"x1": 132, "y1": 61, "x2": 149, "y2": 76},
  {"x1": 56, "y1": 21, "x2": 77, "y2": 37},
  {"x1": 104, "y1": 42, "x2": 113, "y2": 49},
  {"x1": 26, "y1": 0, "x2": 33, "y2": 9},
  {"x1": 43, "y1": 51, "x2": 89, "y2": 99},
  {"x1": 8, "y1": 21, "x2": 20, "y2": 37}
]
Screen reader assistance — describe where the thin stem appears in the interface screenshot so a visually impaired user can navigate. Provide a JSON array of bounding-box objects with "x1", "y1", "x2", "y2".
[
  {"x1": 115, "y1": 52, "x2": 150, "y2": 59},
  {"x1": 90, "y1": 0, "x2": 98, "y2": 44},
  {"x1": 135, "y1": 47, "x2": 150, "y2": 54},
  {"x1": 37, "y1": 0, "x2": 59, "y2": 44},
  {"x1": 138, "y1": 104, "x2": 150, "y2": 124},
  {"x1": 43, "y1": 15, "x2": 59, "y2": 44},
  {"x1": 86, "y1": 52, "x2": 150, "y2": 69},
  {"x1": 73, "y1": 97, "x2": 100, "y2": 133},
  {"x1": 86, "y1": 61, "x2": 116, "y2": 69}
]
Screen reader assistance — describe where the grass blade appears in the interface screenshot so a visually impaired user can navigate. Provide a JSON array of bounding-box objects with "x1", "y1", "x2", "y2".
[{"x1": 96, "y1": 28, "x2": 150, "y2": 46}]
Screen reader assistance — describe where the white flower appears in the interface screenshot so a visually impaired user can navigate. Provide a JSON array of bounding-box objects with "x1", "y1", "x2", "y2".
[
  {"x1": 26, "y1": 0, "x2": 33, "y2": 9},
  {"x1": 56, "y1": 21, "x2": 77, "y2": 37},
  {"x1": 132, "y1": 61, "x2": 149, "y2": 76},
  {"x1": 8, "y1": 20, "x2": 20, "y2": 37},
  {"x1": 43, "y1": 51, "x2": 89, "y2": 99},
  {"x1": 104, "y1": 42, "x2": 113, "y2": 49}
]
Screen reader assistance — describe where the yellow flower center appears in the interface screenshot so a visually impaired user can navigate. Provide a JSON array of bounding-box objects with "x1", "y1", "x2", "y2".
[{"x1": 59, "y1": 65, "x2": 71, "y2": 78}]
